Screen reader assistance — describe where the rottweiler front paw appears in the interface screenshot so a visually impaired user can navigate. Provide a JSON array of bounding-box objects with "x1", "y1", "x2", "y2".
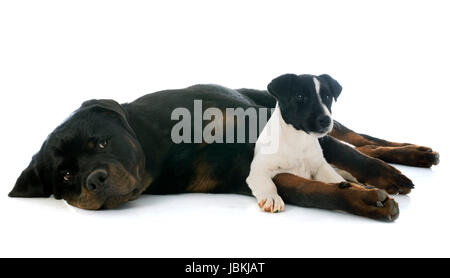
[
  {"x1": 356, "y1": 144, "x2": 440, "y2": 168},
  {"x1": 403, "y1": 145, "x2": 440, "y2": 168},
  {"x1": 362, "y1": 160, "x2": 414, "y2": 195},
  {"x1": 340, "y1": 183, "x2": 399, "y2": 222}
]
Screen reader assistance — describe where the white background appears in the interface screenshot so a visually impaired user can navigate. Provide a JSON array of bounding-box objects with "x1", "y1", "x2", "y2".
[{"x1": 0, "y1": 0, "x2": 449, "y2": 257}]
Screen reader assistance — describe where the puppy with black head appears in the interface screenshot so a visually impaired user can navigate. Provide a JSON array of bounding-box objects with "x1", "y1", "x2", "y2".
[{"x1": 246, "y1": 74, "x2": 345, "y2": 213}]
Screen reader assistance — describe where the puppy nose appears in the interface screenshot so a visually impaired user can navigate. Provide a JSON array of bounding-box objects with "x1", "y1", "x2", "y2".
[
  {"x1": 317, "y1": 115, "x2": 331, "y2": 129},
  {"x1": 86, "y1": 169, "x2": 109, "y2": 192}
]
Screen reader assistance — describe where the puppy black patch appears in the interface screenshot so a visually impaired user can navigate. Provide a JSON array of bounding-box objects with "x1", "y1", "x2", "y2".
[{"x1": 267, "y1": 73, "x2": 342, "y2": 136}]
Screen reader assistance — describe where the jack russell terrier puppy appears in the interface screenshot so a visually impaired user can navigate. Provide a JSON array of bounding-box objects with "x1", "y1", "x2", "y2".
[{"x1": 246, "y1": 73, "x2": 346, "y2": 213}]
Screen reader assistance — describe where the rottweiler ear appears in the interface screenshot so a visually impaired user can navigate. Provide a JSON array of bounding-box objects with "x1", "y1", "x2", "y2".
[
  {"x1": 319, "y1": 74, "x2": 342, "y2": 101},
  {"x1": 81, "y1": 99, "x2": 136, "y2": 137},
  {"x1": 267, "y1": 74, "x2": 298, "y2": 100},
  {"x1": 9, "y1": 154, "x2": 51, "y2": 198}
]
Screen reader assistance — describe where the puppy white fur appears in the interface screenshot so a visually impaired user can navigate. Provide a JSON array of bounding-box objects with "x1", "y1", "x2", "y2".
[{"x1": 246, "y1": 79, "x2": 345, "y2": 213}]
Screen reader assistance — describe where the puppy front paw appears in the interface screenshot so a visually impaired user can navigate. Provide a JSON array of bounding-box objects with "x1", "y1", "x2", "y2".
[{"x1": 256, "y1": 194, "x2": 285, "y2": 213}]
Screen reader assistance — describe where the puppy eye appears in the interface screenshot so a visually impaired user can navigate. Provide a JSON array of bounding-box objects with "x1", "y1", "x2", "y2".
[
  {"x1": 98, "y1": 139, "x2": 108, "y2": 149},
  {"x1": 63, "y1": 171, "x2": 72, "y2": 183},
  {"x1": 296, "y1": 94, "x2": 306, "y2": 102}
]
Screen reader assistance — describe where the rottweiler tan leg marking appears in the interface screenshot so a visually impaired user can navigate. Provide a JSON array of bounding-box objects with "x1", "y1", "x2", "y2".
[
  {"x1": 319, "y1": 136, "x2": 415, "y2": 195},
  {"x1": 330, "y1": 120, "x2": 439, "y2": 168},
  {"x1": 355, "y1": 145, "x2": 440, "y2": 168},
  {"x1": 273, "y1": 173, "x2": 399, "y2": 221}
]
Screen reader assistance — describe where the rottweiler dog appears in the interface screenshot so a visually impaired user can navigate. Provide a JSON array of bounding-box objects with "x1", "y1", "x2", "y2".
[{"x1": 9, "y1": 74, "x2": 439, "y2": 221}]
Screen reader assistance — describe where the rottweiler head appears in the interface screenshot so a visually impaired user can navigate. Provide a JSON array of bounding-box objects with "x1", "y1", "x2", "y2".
[
  {"x1": 9, "y1": 99, "x2": 151, "y2": 210},
  {"x1": 267, "y1": 73, "x2": 342, "y2": 137}
]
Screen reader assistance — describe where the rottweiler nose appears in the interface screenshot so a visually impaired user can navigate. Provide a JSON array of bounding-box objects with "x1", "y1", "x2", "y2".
[
  {"x1": 317, "y1": 115, "x2": 331, "y2": 129},
  {"x1": 86, "y1": 169, "x2": 109, "y2": 192}
]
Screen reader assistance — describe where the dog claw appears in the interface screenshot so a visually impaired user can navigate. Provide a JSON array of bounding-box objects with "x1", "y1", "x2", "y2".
[
  {"x1": 434, "y1": 152, "x2": 440, "y2": 165},
  {"x1": 377, "y1": 189, "x2": 388, "y2": 202}
]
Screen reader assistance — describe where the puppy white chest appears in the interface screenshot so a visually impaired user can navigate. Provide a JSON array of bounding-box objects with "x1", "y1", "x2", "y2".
[
  {"x1": 272, "y1": 136, "x2": 321, "y2": 179},
  {"x1": 252, "y1": 106, "x2": 326, "y2": 180}
]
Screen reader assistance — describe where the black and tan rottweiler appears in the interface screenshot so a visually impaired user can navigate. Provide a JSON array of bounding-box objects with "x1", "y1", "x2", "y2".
[{"x1": 9, "y1": 74, "x2": 439, "y2": 221}]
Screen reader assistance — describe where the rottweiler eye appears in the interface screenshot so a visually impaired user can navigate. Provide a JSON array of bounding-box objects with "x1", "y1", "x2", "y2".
[
  {"x1": 98, "y1": 140, "x2": 108, "y2": 149},
  {"x1": 63, "y1": 171, "x2": 72, "y2": 183}
]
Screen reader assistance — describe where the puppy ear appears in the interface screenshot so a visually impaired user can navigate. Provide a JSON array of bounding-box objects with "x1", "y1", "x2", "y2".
[
  {"x1": 9, "y1": 153, "x2": 52, "y2": 198},
  {"x1": 267, "y1": 74, "x2": 298, "y2": 100},
  {"x1": 81, "y1": 99, "x2": 136, "y2": 137},
  {"x1": 319, "y1": 74, "x2": 342, "y2": 101}
]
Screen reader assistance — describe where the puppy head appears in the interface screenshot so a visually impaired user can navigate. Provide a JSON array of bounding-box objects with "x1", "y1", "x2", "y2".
[
  {"x1": 267, "y1": 73, "x2": 342, "y2": 137},
  {"x1": 9, "y1": 99, "x2": 151, "y2": 210}
]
